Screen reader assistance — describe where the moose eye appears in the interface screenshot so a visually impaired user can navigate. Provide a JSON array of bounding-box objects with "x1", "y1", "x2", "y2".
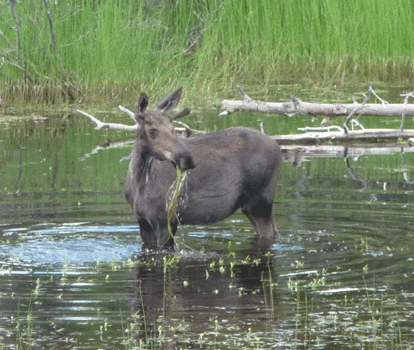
[{"x1": 149, "y1": 128, "x2": 158, "y2": 139}]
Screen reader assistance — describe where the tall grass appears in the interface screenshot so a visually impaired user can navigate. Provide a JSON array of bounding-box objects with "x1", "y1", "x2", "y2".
[{"x1": 1, "y1": 0, "x2": 414, "y2": 104}]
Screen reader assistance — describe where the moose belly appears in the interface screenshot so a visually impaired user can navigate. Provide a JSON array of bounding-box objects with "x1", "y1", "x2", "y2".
[{"x1": 176, "y1": 189, "x2": 241, "y2": 225}]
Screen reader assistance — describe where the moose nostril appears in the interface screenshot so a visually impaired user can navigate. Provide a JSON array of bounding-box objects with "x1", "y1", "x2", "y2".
[
  {"x1": 185, "y1": 156, "x2": 196, "y2": 170},
  {"x1": 177, "y1": 153, "x2": 196, "y2": 171}
]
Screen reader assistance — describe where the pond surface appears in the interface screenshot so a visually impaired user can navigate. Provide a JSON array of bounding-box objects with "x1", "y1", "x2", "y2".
[{"x1": 1, "y1": 88, "x2": 414, "y2": 349}]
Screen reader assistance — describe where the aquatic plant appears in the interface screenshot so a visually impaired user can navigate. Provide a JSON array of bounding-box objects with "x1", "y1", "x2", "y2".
[{"x1": 166, "y1": 167, "x2": 188, "y2": 242}]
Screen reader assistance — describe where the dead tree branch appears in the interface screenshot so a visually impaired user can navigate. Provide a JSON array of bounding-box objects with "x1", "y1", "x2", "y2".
[
  {"x1": 0, "y1": 28, "x2": 14, "y2": 50},
  {"x1": 8, "y1": 0, "x2": 21, "y2": 61},
  {"x1": 221, "y1": 85, "x2": 414, "y2": 134},
  {"x1": 400, "y1": 90, "x2": 414, "y2": 131},
  {"x1": 43, "y1": 0, "x2": 61, "y2": 66},
  {"x1": 77, "y1": 108, "x2": 138, "y2": 132},
  {"x1": 343, "y1": 84, "x2": 375, "y2": 134},
  {"x1": 77, "y1": 107, "x2": 204, "y2": 136}
]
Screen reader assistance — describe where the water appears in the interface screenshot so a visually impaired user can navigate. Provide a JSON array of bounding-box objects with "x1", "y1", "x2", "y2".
[{"x1": 1, "y1": 91, "x2": 414, "y2": 349}]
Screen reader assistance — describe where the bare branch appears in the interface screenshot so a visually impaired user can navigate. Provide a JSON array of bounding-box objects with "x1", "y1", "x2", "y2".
[
  {"x1": 77, "y1": 108, "x2": 202, "y2": 136},
  {"x1": 370, "y1": 87, "x2": 389, "y2": 107},
  {"x1": 351, "y1": 119, "x2": 365, "y2": 130},
  {"x1": 76, "y1": 109, "x2": 138, "y2": 132},
  {"x1": 237, "y1": 85, "x2": 253, "y2": 101},
  {"x1": 0, "y1": 28, "x2": 14, "y2": 50},
  {"x1": 118, "y1": 105, "x2": 136, "y2": 123},
  {"x1": 0, "y1": 52, "x2": 34, "y2": 82},
  {"x1": 43, "y1": 0, "x2": 61, "y2": 66},
  {"x1": 400, "y1": 90, "x2": 414, "y2": 131},
  {"x1": 8, "y1": 0, "x2": 21, "y2": 61},
  {"x1": 343, "y1": 84, "x2": 377, "y2": 134}
]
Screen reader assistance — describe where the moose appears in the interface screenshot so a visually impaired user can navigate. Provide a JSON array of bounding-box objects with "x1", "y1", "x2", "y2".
[{"x1": 79, "y1": 87, "x2": 282, "y2": 249}]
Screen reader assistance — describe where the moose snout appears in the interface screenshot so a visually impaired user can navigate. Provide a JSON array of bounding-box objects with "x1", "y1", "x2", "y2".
[{"x1": 175, "y1": 151, "x2": 196, "y2": 171}]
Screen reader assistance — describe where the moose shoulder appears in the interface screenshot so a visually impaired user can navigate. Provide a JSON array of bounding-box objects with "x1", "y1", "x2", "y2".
[{"x1": 124, "y1": 87, "x2": 282, "y2": 249}]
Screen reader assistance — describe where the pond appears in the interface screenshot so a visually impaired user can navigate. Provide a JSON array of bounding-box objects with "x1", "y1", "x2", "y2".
[{"x1": 1, "y1": 88, "x2": 414, "y2": 349}]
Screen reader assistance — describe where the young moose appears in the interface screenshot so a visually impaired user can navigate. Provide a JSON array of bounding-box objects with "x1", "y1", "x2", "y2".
[{"x1": 124, "y1": 87, "x2": 282, "y2": 249}]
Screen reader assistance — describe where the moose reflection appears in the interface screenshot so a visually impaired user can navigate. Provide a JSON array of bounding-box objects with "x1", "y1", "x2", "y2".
[
  {"x1": 124, "y1": 88, "x2": 282, "y2": 249},
  {"x1": 128, "y1": 254, "x2": 279, "y2": 348}
]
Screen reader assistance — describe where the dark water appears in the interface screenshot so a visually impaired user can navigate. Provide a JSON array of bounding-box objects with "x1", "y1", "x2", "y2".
[{"x1": 1, "y1": 90, "x2": 414, "y2": 349}]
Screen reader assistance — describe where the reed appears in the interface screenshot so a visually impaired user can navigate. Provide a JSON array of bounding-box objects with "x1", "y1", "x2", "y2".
[{"x1": 1, "y1": 0, "x2": 414, "y2": 104}]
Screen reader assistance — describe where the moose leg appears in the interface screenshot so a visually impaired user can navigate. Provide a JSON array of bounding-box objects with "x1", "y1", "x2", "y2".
[
  {"x1": 138, "y1": 219, "x2": 176, "y2": 250},
  {"x1": 242, "y1": 199, "x2": 278, "y2": 245},
  {"x1": 155, "y1": 221, "x2": 177, "y2": 250},
  {"x1": 138, "y1": 219, "x2": 157, "y2": 248}
]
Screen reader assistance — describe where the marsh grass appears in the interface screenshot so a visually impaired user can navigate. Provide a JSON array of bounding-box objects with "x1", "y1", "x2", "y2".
[
  {"x1": 7, "y1": 256, "x2": 406, "y2": 350},
  {"x1": 12, "y1": 278, "x2": 42, "y2": 350},
  {"x1": 288, "y1": 267, "x2": 405, "y2": 350},
  {"x1": 1, "y1": 0, "x2": 414, "y2": 105}
]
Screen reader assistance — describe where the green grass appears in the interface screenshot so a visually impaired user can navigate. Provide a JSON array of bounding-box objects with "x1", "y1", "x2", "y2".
[{"x1": 1, "y1": 0, "x2": 414, "y2": 105}]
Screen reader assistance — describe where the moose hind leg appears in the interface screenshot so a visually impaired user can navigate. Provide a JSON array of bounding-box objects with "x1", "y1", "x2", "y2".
[{"x1": 242, "y1": 199, "x2": 278, "y2": 243}]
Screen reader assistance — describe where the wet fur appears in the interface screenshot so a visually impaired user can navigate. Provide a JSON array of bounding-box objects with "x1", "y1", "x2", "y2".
[{"x1": 125, "y1": 126, "x2": 281, "y2": 249}]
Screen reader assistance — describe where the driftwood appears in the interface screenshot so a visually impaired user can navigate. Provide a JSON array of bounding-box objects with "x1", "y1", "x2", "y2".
[
  {"x1": 220, "y1": 85, "x2": 414, "y2": 136},
  {"x1": 76, "y1": 106, "x2": 204, "y2": 137}
]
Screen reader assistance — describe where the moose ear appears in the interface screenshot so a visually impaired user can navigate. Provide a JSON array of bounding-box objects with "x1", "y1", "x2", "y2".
[
  {"x1": 137, "y1": 92, "x2": 149, "y2": 113},
  {"x1": 169, "y1": 108, "x2": 191, "y2": 121},
  {"x1": 156, "y1": 87, "x2": 183, "y2": 114}
]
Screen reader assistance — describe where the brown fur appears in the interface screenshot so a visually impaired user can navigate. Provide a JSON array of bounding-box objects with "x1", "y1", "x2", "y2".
[{"x1": 124, "y1": 88, "x2": 282, "y2": 249}]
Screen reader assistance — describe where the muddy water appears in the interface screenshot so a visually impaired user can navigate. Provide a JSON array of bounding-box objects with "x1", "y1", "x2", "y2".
[{"x1": 1, "y1": 95, "x2": 414, "y2": 349}]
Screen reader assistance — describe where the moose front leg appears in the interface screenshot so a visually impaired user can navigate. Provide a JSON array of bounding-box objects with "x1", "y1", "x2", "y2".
[{"x1": 138, "y1": 219, "x2": 157, "y2": 249}]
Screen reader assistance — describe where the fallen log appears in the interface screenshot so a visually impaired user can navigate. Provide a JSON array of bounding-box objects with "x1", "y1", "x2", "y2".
[
  {"x1": 220, "y1": 85, "x2": 414, "y2": 133},
  {"x1": 220, "y1": 91, "x2": 414, "y2": 118}
]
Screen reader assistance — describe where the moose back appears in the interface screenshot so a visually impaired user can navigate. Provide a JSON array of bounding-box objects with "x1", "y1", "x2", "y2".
[{"x1": 124, "y1": 88, "x2": 282, "y2": 249}]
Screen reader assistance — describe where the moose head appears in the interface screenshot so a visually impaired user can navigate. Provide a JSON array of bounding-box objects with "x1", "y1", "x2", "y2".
[{"x1": 134, "y1": 87, "x2": 196, "y2": 171}]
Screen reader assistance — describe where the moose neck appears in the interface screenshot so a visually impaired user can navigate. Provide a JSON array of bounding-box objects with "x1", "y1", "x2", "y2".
[{"x1": 133, "y1": 140, "x2": 157, "y2": 186}]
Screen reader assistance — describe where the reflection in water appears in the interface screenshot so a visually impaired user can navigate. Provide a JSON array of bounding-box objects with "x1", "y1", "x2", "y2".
[{"x1": 129, "y1": 253, "x2": 278, "y2": 349}]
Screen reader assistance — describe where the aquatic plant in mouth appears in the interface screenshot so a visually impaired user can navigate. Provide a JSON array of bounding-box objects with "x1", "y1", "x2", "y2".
[{"x1": 166, "y1": 167, "x2": 188, "y2": 243}]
